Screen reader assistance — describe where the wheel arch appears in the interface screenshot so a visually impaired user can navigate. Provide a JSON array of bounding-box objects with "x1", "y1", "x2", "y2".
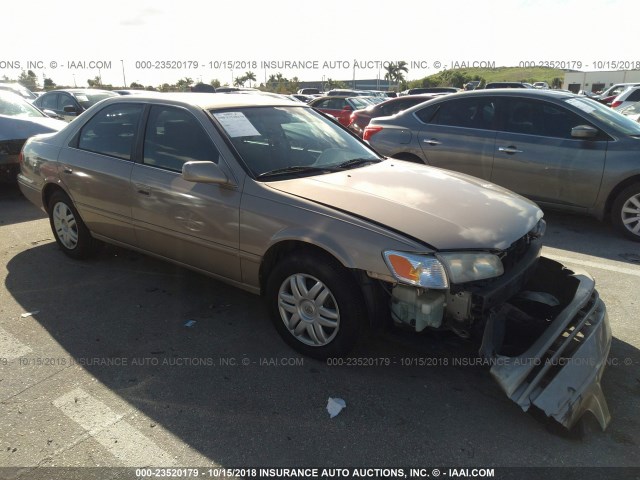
[
  {"x1": 259, "y1": 240, "x2": 389, "y2": 329},
  {"x1": 391, "y1": 151, "x2": 425, "y2": 164},
  {"x1": 42, "y1": 182, "x2": 69, "y2": 214},
  {"x1": 604, "y1": 175, "x2": 640, "y2": 218}
]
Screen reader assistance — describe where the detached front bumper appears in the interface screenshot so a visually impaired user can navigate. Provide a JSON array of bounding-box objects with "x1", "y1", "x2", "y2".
[{"x1": 481, "y1": 257, "x2": 612, "y2": 430}]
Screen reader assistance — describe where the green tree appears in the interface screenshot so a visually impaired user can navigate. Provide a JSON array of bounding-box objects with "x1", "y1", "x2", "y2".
[
  {"x1": 87, "y1": 76, "x2": 101, "y2": 87},
  {"x1": 244, "y1": 71, "x2": 256, "y2": 87},
  {"x1": 176, "y1": 77, "x2": 194, "y2": 91},
  {"x1": 130, "y1": 82, "x2": 144, "y2": 89},
  {"x1": 551, "y1": 77, "x2": 562, "y2": 89},
  {"x1": 394, "y1": 61, "x2": 409, "y2": 87},
  {"x1": 43, "y1": 77, "x2": 56, "y2": 90},
  {"x1": 210, "y1": 79, "x2": 221, "y2": 89},
  {"x1": 18, "y1": 70, "x2": 39, "y2": 90},
  {"x1": 384, "y1": 62, "x2": 396, "y2": 89}
]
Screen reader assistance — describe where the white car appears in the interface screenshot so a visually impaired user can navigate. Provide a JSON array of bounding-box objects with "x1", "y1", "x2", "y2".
[
  {"x1": 611, "y1": 85, "x2": 640, "y2": 109},
  {"x1": 533, "y1": 82, "x2": 549, "y2": 89}
]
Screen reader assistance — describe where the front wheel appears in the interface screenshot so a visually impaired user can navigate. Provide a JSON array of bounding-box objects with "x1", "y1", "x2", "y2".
[
  {"x1": 265, "y1": 252, "x2": 366, "y2": 359},
  {"x1": 48, "y1": 190, "x2": 98, "y2": 259},
  {"x1": 612, "y1": 183, "x2": 640, "y2": 241}
]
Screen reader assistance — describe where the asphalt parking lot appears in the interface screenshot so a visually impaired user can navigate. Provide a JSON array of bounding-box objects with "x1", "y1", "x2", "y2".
[{"x1": 1, "y1": 182, "x2": 639, "y2": 479}]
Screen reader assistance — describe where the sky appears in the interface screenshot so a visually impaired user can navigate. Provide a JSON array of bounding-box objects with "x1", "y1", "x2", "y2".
[{"x1": 2, "y1": 0, "x2": 635, "y2": 89}]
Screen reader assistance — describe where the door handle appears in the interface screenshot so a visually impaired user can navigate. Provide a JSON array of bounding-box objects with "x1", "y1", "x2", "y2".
[
  {"x1": 498, "y1": 146, "x2": 523, "y2": 154},
  {"x1": 422, "y1": 139, "x2": 441, "y2": 146},
  {"x1": 62, "y1": 167, "x2": 73, "y2": 174},
  {"x1": 135, "y1": 184, "x2": 151, "y2": 196}
]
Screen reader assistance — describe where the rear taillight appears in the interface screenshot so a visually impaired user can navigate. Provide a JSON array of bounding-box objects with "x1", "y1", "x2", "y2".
[
  {"x1": 610, "y1": 101, "x2": 622, "y2": 108},
  {"x1": 363, "y1": 126, "x2": 383, "y2": 142},
  {"x1": 18, "y1": 148, "x2": 24, "y2": 165}
]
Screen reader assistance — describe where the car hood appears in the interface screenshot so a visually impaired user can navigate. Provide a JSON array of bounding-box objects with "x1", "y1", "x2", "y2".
[
  {"x1": 0, "y1": 115, "x2": 66, "y2": 141},
  {"x1": 266, "y1": 160, "x2": 543, "y2": 250}
]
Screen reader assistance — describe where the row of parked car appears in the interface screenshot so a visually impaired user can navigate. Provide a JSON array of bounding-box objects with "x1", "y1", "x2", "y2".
[{"x1": 3, "y1": 81, "x2": 640, "y2": 243}]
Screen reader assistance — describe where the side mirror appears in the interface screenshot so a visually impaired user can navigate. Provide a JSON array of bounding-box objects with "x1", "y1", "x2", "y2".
[
  {"x1": 571, "y1": 125, "x2": 599, "y2": 139},
  {"x1": 182, "y1": 161, "x2": 229, "y2": 184},
  {"x1": 342, "y1": 105, "x2": 353, "y2": 111},
  {"x1": 43, "y1": 109, "x2": 64, "y2": 120},
  {"x1": 63, "y1": 105, "x2": 79, "y2": 114}
]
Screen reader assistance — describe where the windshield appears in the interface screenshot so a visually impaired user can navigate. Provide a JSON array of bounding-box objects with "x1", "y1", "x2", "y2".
[
  {"x1": 0, "y1": 92, "x2": 45, "y2": 118},
  {"x1": 211, "y1": 106, "x2": 380, "y2": 178},
  {"x1": 73, "y1": 92, "x2": 117, "y2": 109},
  {"x1": 0, "y1": 84, "x2": 37, "y2": 100},
  {"x1": 565, "y1": 97, "x2": 640, "y2": 136}
]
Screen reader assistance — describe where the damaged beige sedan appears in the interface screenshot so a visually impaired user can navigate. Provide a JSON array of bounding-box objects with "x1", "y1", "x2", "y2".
[{"x1": 17, "y1": 93, "x2": 611, "y2": 430}]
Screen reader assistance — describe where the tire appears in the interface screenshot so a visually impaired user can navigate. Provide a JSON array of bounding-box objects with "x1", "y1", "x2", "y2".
[
  {"x1": 48, "y1": 190, "x2": 98, "y2": 259},
  {"x1": 265, "y1": 251, "x2": 367, "y2": 359},
  {"x1": 612, "y1": 183, "x2": 640, "y2": 241}
]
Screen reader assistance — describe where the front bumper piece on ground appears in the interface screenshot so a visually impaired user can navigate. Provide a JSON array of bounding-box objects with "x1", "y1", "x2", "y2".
[{"x1": 481, "y1": 257, "x2": 612, "y2": 430}]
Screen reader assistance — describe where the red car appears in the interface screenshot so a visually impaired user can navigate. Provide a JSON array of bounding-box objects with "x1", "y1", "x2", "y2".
[
  {"x1": 308, "y1": 96, "x2": 373, "y2": 126},
  {"x1": 347, "y1": 94, "x2": 441, "y2": 137}
]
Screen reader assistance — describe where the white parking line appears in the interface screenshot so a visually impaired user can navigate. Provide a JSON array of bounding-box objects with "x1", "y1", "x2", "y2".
[
  {"x1": 53, "y1": 388, "x2": 175, "y2": 467},
  {"x1": 544, "y1": 253, "x2": 640, "y2": 278},
  {"x1": 0, "y1": 327, "x2": 32, "y2": 359}
]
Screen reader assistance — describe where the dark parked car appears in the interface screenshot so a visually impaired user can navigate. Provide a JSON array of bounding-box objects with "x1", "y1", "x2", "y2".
[
  {"x1": 402, "y1": 87, "x2": 460, "y2": 95},
  {"x1": 33, "y1": 89, "x2": 118, "y2": 122},
  {"x1": 0, "y1": 91, "x2": 66, "y2": 182},
  {"x1": 309, "y1": 96, "x2": 374, "y2": 126},
  {"x1": 347, "y1": 94, "x2": 440, "y2": 137},
  {"x1": 366, "y1": 89, "x2": 640, "y2": 241},
  {"x1": 17, "y1": 92, "x2": 612, "y2": 430}
]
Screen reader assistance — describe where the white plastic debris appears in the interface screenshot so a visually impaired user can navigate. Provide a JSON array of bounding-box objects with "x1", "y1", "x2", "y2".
[
  {"x1": 326, "y1": 397, "x2": 346, "y2": 418},
  {"x1": 20, "y1": 311, "x2": 40, "y2": 318}
]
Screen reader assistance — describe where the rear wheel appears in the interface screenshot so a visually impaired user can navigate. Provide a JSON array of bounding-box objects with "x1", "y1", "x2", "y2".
[
  {"x1": 612, "y1": 183, "x2": 640, "y2": 241},
  {"x1": 265, "y1": 252, "x2": 366, "y2": 359},
  {"x1": 48, "y1": 190, "x2": 98, "y2": 259}
]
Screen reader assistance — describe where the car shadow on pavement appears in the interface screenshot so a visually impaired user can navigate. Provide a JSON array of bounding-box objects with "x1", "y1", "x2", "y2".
[{"x1": 3, "y1": 243, "x2": 640, "y2": 468}]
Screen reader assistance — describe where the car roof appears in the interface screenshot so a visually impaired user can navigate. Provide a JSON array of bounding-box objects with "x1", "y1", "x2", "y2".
[
  {"x1": 96, "y1": 92, "x2": 302, "y2": 110},
  {"x1": 447, "y1": 89, "x2": 574, "y2": 99},
  {"x1": 43, "y1": 88, "x2": 117, "y2": 95}
]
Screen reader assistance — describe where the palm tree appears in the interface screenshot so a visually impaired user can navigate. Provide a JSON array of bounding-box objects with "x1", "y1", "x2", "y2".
[
  {"x1": 244, "y1": 71, "x2": 256, "y2": 87},
  {"x1": 384, "y1": 62, "x2": 396, "y2": 89},
  {"x1": 393, "y1": 61, "x2": 409, "y2": 90}
]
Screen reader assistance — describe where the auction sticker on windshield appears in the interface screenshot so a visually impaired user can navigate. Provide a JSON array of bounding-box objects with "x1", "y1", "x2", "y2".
[{"x1": 213, "y1": 111, "x2": 260, "y2": 137}]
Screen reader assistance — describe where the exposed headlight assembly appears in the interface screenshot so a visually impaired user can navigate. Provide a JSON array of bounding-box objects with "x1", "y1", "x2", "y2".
[
  {"x1": 383, "y1": 250, "x2": 505, "y2": 289},
  {"x1": 437, "y1": 252, "x2": 504, "y2": 284},
  {"x1": 383, "y1": 251, "x2": 449, "y2": 289}
]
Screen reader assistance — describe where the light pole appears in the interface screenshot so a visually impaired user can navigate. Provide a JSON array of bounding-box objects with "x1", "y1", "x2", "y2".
[{"x1": 121, "y1": 60, "x2": 127, "y2": 89}]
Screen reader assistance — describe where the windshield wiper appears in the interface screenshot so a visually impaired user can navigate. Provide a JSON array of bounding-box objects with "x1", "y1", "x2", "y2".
[
  {"x1": 256, "y1": 165, "x2": 340, "y2": 179},
  {"x1": 333, "y1": 158, "x2": 381, "y2": 169}
]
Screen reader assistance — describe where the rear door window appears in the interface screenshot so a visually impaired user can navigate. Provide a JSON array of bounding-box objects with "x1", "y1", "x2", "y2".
[{"x1": 77, "y1": 104, "x2": 143, "y2": 160}]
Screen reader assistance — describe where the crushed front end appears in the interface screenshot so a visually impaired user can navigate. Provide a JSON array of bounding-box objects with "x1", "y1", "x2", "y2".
[{"x1": 381, "y1": 220, "x2": 612, "y2": 430}]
